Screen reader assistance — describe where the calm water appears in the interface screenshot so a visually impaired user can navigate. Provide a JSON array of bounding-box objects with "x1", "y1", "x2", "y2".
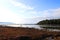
[
  {"x1": 5, "y1": 24, "x2": 60, "y2": 31},
  {"x1": 7, "y1": 24, "x2": 42, "y2": 29}
]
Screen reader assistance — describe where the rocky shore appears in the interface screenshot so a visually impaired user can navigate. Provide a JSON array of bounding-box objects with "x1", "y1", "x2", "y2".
[{"x1": 0, "y1": 25, "x2": 60, "y2": 40}]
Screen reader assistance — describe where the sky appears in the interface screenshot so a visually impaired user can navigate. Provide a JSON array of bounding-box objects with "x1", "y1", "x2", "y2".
[{"x1": 0, "y1": 0, "x2": 60, "y2": 24}]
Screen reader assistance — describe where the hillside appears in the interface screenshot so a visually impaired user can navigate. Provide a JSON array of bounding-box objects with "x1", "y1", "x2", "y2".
[{"x1": 37, "y1": 19, "x2": 60, "y2": 25}]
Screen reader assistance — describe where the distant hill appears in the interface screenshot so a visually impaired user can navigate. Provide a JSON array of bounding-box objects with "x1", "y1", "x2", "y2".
[
  {"x1": 0, "y1": 22, "x2": 14, "y2": 25},
  {"x1": 37, "y1": 19, "x2": 60, "y2": 25}
]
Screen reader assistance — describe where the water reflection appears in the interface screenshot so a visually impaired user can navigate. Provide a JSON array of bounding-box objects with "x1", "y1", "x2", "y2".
[
  {"x1": 7, "y1": 24, "x2": 43, "y2": 29},
  {"x1": 6, "y1": 24, "x2": 60, "y2": 31}
]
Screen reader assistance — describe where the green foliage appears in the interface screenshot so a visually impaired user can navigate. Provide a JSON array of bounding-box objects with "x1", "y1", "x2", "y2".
[{"x1": 37, "y1": 19, "x2": 60, "y2": 25}]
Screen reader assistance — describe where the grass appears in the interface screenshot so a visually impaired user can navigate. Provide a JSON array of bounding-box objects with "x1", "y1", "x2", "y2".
[{"x1": 0, "y1": 25, "x2": 60, "y2": 40}]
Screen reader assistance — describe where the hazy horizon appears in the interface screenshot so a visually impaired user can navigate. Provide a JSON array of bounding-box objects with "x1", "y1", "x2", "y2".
[{"x1": 0, "y1": 0, "x2": 60, "y2": 24}]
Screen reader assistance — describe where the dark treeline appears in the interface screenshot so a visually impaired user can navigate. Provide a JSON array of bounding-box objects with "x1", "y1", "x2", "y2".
[{"x1": 37, "y1": 19, "x2": 60, "y2": 25}]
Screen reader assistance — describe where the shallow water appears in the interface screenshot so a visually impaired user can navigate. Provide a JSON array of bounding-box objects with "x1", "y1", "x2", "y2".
[
  {"x1": 3, "y1": 24, "x2": 60, "y2": 31},
  {"x1": 7, "y1": 24, "x2": 43, "y2": 29}
]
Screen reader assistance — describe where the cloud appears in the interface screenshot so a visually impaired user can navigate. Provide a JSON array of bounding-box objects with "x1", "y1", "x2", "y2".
[
  {"x1": 8, "y1": 0, "x2": 35, "y2": 18},
  {"x1": 0, "y1": 0, "x2": 26, "y2": 24},
  {"x1": 51, "y1": 8, "x2": 60, "y2": 17},
  {"x1": 0, "y1": 0, "x2": 35, "y2": 24},
  {"x1": 5, "y1": 0, "x2": 60, "y2": 19},
  {"x1": 38, "y1": 8, "x2": 60, "y2": 19},
  {"x1": 9, "y1": 0, "x2": 34, "y2": 10},
  {"x1": 29, "y1": 8, "x2": 60, "y2": 24},
  {"x1": 0, "y1": 0, "x2": 60, "y2": 24}
]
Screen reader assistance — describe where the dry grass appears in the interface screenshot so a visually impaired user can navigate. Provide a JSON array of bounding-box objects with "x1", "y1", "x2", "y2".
[{"x1": 0, "y1": 25, "x2": 60, "y2": 40}]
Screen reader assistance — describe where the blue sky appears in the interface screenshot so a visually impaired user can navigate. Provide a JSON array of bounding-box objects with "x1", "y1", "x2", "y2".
[{"x1": 0, "y1": 0, "x2": 60, "y2": 24}]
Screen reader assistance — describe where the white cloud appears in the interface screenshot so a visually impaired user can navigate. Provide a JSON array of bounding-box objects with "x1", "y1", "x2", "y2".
[
  {"x1": 30, "y1": 8, "x2": 60, "y2": 23},
  {"x1": 0, "y1": 2, "x2": 25, "y2": 24},
  {"x1": 44, "y1": 8, "x2": 60, "y2": 17},
  {"x1": 51, "y1": 8, "x2": 60, "y2": 17},
  {"x1": 9, "y1": 0, "x2": 33, "y2": 10},
  {"x1": 8, "y1": 0, "x2": 35, "y2": 18},
  {"x1": 6, "y1": 0, "x2": 60, "y2": 18},
  {"x1": 37, "y1": 8, "x2": 60, "y2": 20},
  {"x1": 0, "y1": 0, "x2": 60, "y2": 24}
]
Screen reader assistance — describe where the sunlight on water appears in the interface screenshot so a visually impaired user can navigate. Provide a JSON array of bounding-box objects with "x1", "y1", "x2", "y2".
[
  {"x1": 5, "y1": 24, "x2": 60, "y2": 31},
  {"x1": 7, "y1": 24, "x2": 43, "y2": 29}
]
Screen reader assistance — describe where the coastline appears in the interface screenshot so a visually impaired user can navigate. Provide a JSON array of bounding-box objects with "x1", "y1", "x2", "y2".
[{"x1": 0, "y1": 25, "x2": 60, "y2": 40}]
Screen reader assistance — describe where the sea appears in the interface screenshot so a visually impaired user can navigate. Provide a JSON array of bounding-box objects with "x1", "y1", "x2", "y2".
[{"x1": 4, "y1": 24, "x2": 60, "y2": 32}]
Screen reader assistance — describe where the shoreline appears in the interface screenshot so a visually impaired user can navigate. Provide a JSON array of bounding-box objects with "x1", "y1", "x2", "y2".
[{"x1": 0, "y1": 25, "x2": 60, "y2": 40}]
